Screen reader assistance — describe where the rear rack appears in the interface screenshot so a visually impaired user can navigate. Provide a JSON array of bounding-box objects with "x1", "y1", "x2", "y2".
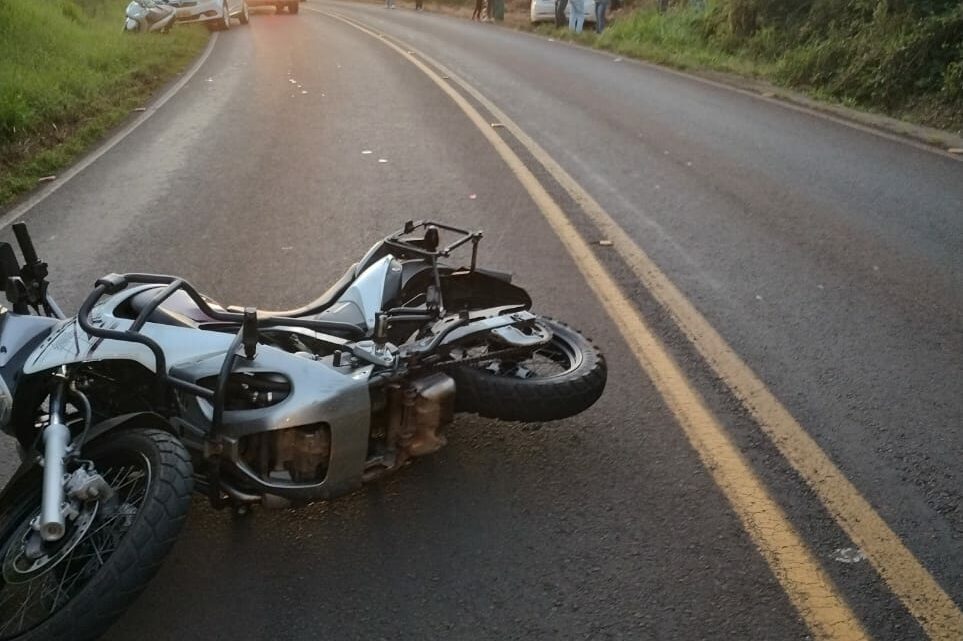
[{"x1": 384, "y1": 220, "x2": 484, "y2": 270}]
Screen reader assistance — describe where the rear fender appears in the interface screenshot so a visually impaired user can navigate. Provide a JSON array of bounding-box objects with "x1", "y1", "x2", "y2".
[{"x1": 396, "y1": 266, "x2": 532, "y2": 311}]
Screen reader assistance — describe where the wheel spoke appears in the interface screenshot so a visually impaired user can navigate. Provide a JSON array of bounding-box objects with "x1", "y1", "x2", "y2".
[{"x1": 0, "y1": 454, "x2": 151, "y2": 638}]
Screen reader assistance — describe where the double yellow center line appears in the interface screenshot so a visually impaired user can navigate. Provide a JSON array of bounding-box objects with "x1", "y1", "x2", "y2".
[{"x1": 307, "y1": 8, "x2": 963, "y2": 639}]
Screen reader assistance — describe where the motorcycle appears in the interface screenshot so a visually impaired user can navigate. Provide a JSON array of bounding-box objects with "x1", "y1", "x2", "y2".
[
  {"x1": 0, "y1": 220, "x2": 605, "y2": 640},
  {"x1": 124, "y1": 0, "x2": 176, "y2": 33}
]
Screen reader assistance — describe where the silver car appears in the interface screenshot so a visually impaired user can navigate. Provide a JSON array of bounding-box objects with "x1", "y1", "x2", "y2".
[{"x1": 168, "y1": 0, "x2": 250, "y2": 30}]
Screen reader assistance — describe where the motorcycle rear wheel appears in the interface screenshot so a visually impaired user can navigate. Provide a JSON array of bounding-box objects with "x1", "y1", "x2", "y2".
[
  {"x1": 449, "y1": 318, "x2": 606, "y2": 422},
  {"x1": 0, "y1": 428, "x2": 192, "y2": 641}
]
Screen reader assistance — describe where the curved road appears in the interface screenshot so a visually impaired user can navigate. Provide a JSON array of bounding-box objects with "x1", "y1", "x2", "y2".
[{"x1": 1, "y1": 3, "x2": 960, "y2": 639}]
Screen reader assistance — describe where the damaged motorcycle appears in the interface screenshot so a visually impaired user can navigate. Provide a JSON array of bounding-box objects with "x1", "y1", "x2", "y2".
[{"x1": 0, "y1": 220, "x2": 605, "y2": 640}]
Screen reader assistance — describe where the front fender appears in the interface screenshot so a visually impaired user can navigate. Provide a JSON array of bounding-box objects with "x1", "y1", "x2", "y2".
[{"x1": 84, "y1": 411, "x2": 175, "y2": 445}]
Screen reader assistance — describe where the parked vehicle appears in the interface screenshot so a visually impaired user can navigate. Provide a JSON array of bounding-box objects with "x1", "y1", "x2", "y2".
[
  {"x1": 167, "y1": 0, "x2": 249, "y2": 30},
  {"x1": 248, "y1": 0, "x2": 300, "y2": 14},
  {"x1": 0, "y1": 220, "x2": 605, "y2": 641},
  {"x1": 530, "y1": 0, "x2": 595, "y2": 24},
  {"x1": 123, "y1": 0, "x2": 176, "y2": 33}
]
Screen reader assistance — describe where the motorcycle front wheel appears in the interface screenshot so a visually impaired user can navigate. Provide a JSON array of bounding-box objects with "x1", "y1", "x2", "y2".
[
  {"x1": 0, "y1": 428, "x2": 192, "y2": 641},
  {"x1": 448, "y1": 318, "x2": 606, "y2": 422}
]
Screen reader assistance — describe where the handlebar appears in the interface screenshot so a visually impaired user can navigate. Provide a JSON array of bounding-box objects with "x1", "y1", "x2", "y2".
[{"x1": 12, "y1": 223, "x2": 38, "y2": 266}]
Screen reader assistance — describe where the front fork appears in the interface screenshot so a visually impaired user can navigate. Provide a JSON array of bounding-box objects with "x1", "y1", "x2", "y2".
[{"x1": 38, "y1": 378, "x2": 71, "y2": 542}]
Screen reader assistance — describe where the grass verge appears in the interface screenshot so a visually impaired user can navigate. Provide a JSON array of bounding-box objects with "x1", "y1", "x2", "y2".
[{"x1": 0, "y1": 0, "x2": 209, "y2": 207}]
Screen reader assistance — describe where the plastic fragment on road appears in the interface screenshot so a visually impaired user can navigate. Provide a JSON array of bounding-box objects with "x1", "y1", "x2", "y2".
[
  {"x1": 288, "y1": 79, "x2": 297, "y2": 84},
  {"x1": 598, "y1": 240, "x2": 613, "y2": 246},
  {"x1": 491, "y1": 123, "x2": 505, "y2": 128},
  {"x1": 832, "y1": 548, "x2": 866, "y2": 564},
  {"x1": 378, "y1": 158, "x2": 388, "y2": 163},
  {"x1": 205, "y1": 77, "x2": 213, "y2": 82},
  {"x1": 755, "y1": 294, "x2": 763, "y2": 301},
  {"x1": 469, "y1": 194, "x2": 477, "y2": 200},
  {"x1": 37, "y1": 176, "x2": 56, "y2": 183},
  {"x1": 362, "y1": 150, "x2": 373, "y2": 155},
  {"x1": 613, "y1": 57, "x2": 623, "y2": 62},
  {"x1": 281, "y1": 246, "x2": 293, "y2": 251}
]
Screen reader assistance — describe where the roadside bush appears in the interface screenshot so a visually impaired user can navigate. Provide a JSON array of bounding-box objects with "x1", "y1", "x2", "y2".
[{"x1": 598, "y1": 0, "x2": 963, "y2": 131}]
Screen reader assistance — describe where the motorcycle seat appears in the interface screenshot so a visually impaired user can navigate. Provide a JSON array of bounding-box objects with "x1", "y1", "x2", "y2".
[{"x1": 128, "y1": 263, "x2": 363, "y2": 332}]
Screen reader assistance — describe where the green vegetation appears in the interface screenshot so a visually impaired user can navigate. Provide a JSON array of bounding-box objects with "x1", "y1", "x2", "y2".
[
  {"x1": 540, "y1": 0, "x2": 963, "y2": 133},
  {"x1": 0, "y1": 0, "x2": 208, "y2": 205}
]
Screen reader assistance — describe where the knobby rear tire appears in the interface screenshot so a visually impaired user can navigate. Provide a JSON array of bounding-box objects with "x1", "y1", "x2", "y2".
[
  {"x1": 450, "y1": 318, "x2": 606, "y2": 422},
  {"x1": 0, "y1": 429, "x2": 193, "y2": 641}
]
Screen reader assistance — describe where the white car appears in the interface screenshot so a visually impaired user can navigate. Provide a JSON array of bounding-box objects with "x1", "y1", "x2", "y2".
[
  {"x1": 166, "y1": 0, "x2": 249, "y2": 30},
  {"x1": 530, "y1": 0, "x2": 595, "y2": 25}
]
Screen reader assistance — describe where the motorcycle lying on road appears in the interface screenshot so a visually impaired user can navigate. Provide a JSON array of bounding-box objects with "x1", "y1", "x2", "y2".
[
  {"x1": 124, "y1": 0, "x2": 176, "y2": 33},
  {"x1": 0, "y1": 220, "x2": 605, "y2": 640}
]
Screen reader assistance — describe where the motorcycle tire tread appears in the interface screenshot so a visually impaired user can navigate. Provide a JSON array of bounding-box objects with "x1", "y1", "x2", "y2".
[
  {"x1": 0, "y1": 429, "x2": 193, "y2": 641},
  {"x1": 450, "y1": 318, "x2": 606, "y2": 423}
]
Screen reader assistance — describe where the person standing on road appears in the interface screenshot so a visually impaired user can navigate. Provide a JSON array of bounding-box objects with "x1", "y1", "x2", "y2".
[
  {"x1": 555, "y1": 0, "x2": 568, "y2": 27},
  {"x1": 595, "y1": 0, "x2": 608, "y2": 32},
  {"x1": 568, "y1": 0, "x2": 584, "y2": 32}
]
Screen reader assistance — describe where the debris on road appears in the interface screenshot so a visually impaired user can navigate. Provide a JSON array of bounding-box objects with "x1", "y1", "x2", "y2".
[
  {"x1": 132, "y1": 107, "x2": 146, "y2": 112},
  {"x1": 469, "y1": 193, "x2": 477, "y2": 200},
  {"x1": 598, "y1": 240, "x2": 613, "y2": 246},
  {"x1": 378, "y1": 158, "x2": 388, "y2": 164},
  {"x1": 832, "y1": 548, "x2": 867, "y2": 564},
  {"x1": 613, "y1": 57, "x2": 623, "y2": 62},
  {"x1": 491, "y1": 123, "x2": 505, "y2": 129},
  {"x1": 38, "y1": 175, "x2": 57, "y2": 183},
  {"x1": 362, "y1": 150, "x2": 373, "y2": 155}
]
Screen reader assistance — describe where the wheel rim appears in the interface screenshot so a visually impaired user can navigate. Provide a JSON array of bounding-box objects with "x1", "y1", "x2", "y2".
[
  {"x1": 454, "y1": 326, "x2": 583, "y2": 380},
  {"x1": 0, "y1": 454, "x2": 152, "y2": 639}
]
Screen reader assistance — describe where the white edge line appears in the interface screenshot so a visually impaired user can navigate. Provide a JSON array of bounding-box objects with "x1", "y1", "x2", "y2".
[{"x1": 0, "y1": 32, "x2": 220, "y2": 230}]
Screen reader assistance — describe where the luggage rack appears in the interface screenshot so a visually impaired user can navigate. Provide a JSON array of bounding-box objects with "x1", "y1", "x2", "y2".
[{"x1": 384, "y1": 220, "x2": 484, "y2": 270}]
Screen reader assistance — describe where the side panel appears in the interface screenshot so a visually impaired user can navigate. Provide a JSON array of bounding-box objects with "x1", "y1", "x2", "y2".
[{"x1": 334, "y1": 256, "x2": 394, "y2": 331}]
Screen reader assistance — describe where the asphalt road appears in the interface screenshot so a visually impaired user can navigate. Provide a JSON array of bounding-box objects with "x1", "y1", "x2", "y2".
[{"x1": 1, "y1": 2, "x2": 961, "y2": 639}]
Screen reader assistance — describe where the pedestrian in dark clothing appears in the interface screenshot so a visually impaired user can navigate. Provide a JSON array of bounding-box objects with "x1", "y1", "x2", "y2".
[
  {"x1": 595, "y1": 0, "x2": 608, "y2": 32},
  {"x1": 472, "y1": 0, "x2": 483, "y2": 20},
  {"x1": 555, "y1": 0, "x2": 568, "y2": 27}
]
